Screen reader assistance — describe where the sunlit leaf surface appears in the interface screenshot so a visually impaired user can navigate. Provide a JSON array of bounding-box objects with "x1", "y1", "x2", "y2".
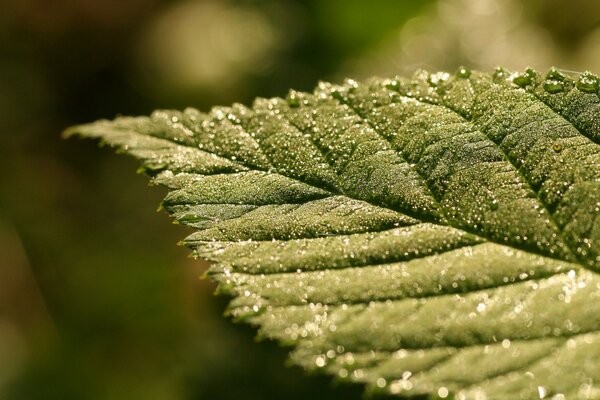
[{"x1": 67, "y1": 67, "x2": 600, "y2": 399}]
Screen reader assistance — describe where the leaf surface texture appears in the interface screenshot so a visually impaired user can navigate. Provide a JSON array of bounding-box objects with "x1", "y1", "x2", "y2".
[{"x1": 68, "y1": 67, "x2": 600, "y2": 399}]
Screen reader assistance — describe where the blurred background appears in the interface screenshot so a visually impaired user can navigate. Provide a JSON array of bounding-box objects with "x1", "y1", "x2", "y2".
[{"x1": 1, "y1": 0, "x2": 599, "y2": 399}]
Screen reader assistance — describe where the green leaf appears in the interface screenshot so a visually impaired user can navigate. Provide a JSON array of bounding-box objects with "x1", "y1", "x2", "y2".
[{"x1": 66, "y1": 67, "x2": 600, "y2": 399}]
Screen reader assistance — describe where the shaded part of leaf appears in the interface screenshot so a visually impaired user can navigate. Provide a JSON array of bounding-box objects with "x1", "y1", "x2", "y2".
[
  {"x1": 527, "y1": 69, "x2": 600, "y2": 145},
  {"x1": 263, "y1": 92, "x2": 442, "y2": 222},
  {"x1": 459, "y1": 71, "x2": 600, "y2": 271},
  {"x1": 168, "y1": 203, "x2": 258, "y2": 229},
  {"x1": 161, "y1": 171, "x2": 330, "y2": 207},
  {"x1": 329, "y1": 78, "x2": 571, "y2": 263}
]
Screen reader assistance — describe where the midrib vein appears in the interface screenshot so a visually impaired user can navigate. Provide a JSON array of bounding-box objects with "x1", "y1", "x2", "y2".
[
  {"x1": 129, "y1": 95, "x2": 583, "y2": 267},
  {"x1": 326, "y1": 90, "x2": 579, "y2": 267},
  {"x1": 378, "y1": 80, "x2": 588, "y2": 271}
]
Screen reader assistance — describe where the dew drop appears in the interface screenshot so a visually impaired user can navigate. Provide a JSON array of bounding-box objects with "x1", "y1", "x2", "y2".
[
  {"x1": 345, "y1": 78, "x2": 358, "y2": 93},
  {"x1": 331, "y1": 89, "x2": 344, "y2": 101},
  {"x1": 456, "y1": 66, "x2": 471, "y2": 79},
  {"x1": 543, "y1": 79, "x2": 564, "y2": 94},
  {"x1": 353, "y1": 369, "x2": 364, "y2": 379},
  {"x1": 438, "y1": 386, "x2": 449, "y2": 398},
  {"x1": 513, "y1": 69, "x2": 535, "y2": 88},
  {"x1": 538, "y1": 385, "x2": 547, "y2": 399},
  {"x1": 428, "y1": 72, "x2": 450, "y2": 87},
  {"x1": 390, "y1": 381, "x2": 402, "y2": 394},
  {"x1": 493, "y1": 67, "x2": 507, "y2": 81},
  {"x1": 576, "y1": 72, "x2": 599, "y2": 93},
  {"x1": 315, "y1": 355, "x2": 326, "y2": 367},
  {"x1": 490, "y1": 198, "x2": 499, "y2": 211},
  {"x1": 286, "y1": 90, "x2": 300, "y2": 108},
  {"x1": 552, "y1": 143, "x2": 563, "y2": 153},
  {"x1": 384, "y1": 79, "x2": 400, "y2": 91},
  {"x1": 546, "y1": 67, "x2": 566, "y2": 82}
]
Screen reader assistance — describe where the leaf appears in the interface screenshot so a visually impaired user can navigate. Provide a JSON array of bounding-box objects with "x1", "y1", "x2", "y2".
[{"x1": 66, "y1": 67, "x2": 600, "y2": 399}]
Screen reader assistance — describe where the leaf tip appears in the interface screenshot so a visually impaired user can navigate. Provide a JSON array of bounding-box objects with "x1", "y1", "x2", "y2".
[{"x1": 63, "y1": 123, "x2": 98, "y2": 140}]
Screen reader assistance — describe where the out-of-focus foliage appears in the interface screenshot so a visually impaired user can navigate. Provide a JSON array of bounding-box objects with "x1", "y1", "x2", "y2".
[
  {"x1": 1, "y1": 1, "x2": 599, "y2": 399},
  {"x1": 344, "y1": 0, "x2": 600, "y2": 79}
]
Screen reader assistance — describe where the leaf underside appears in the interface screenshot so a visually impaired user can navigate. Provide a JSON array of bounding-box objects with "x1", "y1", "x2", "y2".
[{"x1": 67, "y1": 67, "x2": 600, "y2": 400}]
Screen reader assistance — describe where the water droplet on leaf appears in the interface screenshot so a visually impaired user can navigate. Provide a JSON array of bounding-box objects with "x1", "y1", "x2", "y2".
[
  {"x1": 286, "y1": 90, "x2": 300, "y2": 108},
  {"x1": 331, "y1": 89, "x2": 344, "y2": 101},
  {"x1": 552, "y1": 143, "x2": 563, "y2": 153},
  {"x1": 456, "y1": 66, "x2": 471, "y2": 79},
  {"x1": 512, "y1": 69, "x2": 535, "y2": 88},
  {"x1": 543, "y1": 80, "x2": 564, "y2": 94},
  {"x1": 576, "y1": 72, "x2": 599, "y2": 93},
  {"x1": 545, "y1": 67, "x2": 566, "y2": 82},
  {"x1": 383, "y1": 79, "x2": 400, "y2": 91},
  {"x1": 493, "y1": 67, "x2": 507, "y2": 81}
]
